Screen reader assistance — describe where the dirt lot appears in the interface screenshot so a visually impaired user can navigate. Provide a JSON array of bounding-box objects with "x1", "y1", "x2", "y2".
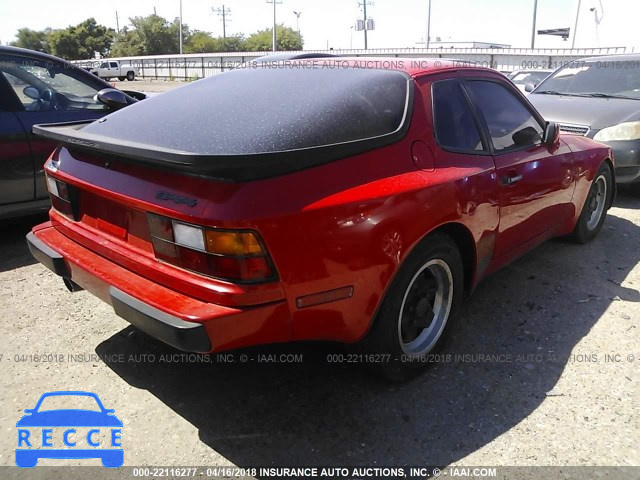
[
  {"x1": 0, "y1": 189, "x2": 639, "y2": 478},
  {"x1": 109, "y1": 79, "x2": 187, "y2": 94}
]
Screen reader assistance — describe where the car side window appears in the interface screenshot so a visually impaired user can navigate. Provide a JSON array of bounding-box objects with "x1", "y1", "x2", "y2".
[
  {"x1": 464, "y1": 80, "x2": 543, "y2": 152},
  {"x1": 100, "y1": 62, "x2": 108, "y2": 69},
  {"x1": 109, "y1": 62, "x2": 118, "y2": 68},
  {"x1": 432, "y1": 80, "x2": 485, "y2": 152},
  {"x1": 0, "y1": 56, "x2": 106, "y2": 112}
]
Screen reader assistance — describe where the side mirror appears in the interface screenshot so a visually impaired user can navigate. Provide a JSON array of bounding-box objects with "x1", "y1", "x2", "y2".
[
  {"x1": 95, "y1": 88, "x2": 129, "y2": 110},
  {"x1": 23, "y1": 86, "x2": 40, "y2": 100},
  {"x1": 512, "y1": 126, "x2": 541, "y2": 146},
  {"x1": 524, "y1": 83, "x2": 535, "y2": 93},
  {"x1": 543, "y1": 121, "x2": 560, "y2": 147}
]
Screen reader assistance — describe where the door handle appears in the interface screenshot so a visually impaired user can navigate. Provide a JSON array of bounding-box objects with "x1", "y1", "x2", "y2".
[{"x1": 501, "y1": 173, "x2": 523, "y2": 185}]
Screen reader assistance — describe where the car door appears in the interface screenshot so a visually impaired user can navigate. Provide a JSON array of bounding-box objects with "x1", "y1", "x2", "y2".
[
  {"x1": 462, "y1": 77, "x2": 575, "y2": 259},
  {"x1": 0, "y1": 73, "x2": 33, "y2": 205},
  {"x1": 0, "y1": 54, "x2": 108, "y2": 201},
  {"x1": 426, "y1": 76, "x2": 501, "y2": 278}
]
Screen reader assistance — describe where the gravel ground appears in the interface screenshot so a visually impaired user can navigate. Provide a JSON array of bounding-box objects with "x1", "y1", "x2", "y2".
[{"x1": 0, "y1": 190, "x2": 638, "y2": 478}]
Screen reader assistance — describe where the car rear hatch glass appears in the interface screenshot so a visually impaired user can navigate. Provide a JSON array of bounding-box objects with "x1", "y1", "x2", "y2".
[{"x1": 33, "y1": 65, "x2": 413, "y2": 181}]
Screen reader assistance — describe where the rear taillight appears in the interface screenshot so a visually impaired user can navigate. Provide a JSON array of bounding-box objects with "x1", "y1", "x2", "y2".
[
  {"x1": 46, "y1": 174, "x2": 76, "y2": 219},
  {"x1": 147, "y1": 213, "x2": 276, "y2": 283}
]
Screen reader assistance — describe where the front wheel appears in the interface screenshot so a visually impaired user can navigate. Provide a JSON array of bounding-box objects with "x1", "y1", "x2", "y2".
[
  {"x1": 571, "y1": 162, "x2": 613, "y2": 243},
  {"x1": 359, "y1": 233, "x2": 464, "y2": 381}
]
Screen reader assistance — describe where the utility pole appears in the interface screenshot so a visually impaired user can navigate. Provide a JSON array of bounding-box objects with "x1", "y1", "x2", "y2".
[
  {"x1": 426, "y1": 0, "x2": 431, "y2": 48},
  {"x1": 179, "y1": 0, "x2": 183, "y2": 54},
  {"x1": 530, "y1": 0, "x2": 538, "y2": 49},
  {"x1": 212, "y1": 5, "x2": 231, "y2": 38},
  {"x1": 115, "y1": 11, "x2": 120, "y2": 34},
  {"x1": 266, "y1": 0, "x2": 282, "y2": 52},
  {"x1": 356, "y1": 1, "x2": 374, "y2": 49},
  {"x1": 293, "y1": 11, "x2": 301, "y2": 36},
  {"x1": 572, "y1": 0, "x2": 582, "y2": 48}
]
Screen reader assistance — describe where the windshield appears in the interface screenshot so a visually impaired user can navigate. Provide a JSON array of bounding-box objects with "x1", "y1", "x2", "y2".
[
  {"x1": 511, "y1": 71, "x2": 550, "y2": 85},
  {"x1": 534, "y1": 61, "x2": 640, "y2": 99}
]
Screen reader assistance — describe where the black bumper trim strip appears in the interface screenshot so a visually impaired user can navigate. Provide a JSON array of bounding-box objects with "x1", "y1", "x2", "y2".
[
  {"x1": 26, "y1": 232, "x2": 71, "y2": 278},
  {"x1": 109, "y1": 287, "x2": 212, "y2": 353}
]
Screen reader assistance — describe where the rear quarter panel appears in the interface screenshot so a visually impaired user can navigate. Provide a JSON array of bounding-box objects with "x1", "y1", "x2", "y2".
[{"x1": 223, "y1": 77, "x2": 500, "y2": 343}]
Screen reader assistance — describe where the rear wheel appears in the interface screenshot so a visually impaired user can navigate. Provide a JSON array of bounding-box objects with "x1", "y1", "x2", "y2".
[
  {"x1": 571, "y1": 163, "x2": 613, "y2": 243},
  {"x1": 126, "y1": 71, "x2": 135, "y2": 81},
  {"x1": 360, "y1": 233, "x2": 464, "y2": 381}
]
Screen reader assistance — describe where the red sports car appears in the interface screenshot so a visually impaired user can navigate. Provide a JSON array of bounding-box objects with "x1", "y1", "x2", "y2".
[{"x1": 27, "y1": 58, "x2": 614, "y2": 378}]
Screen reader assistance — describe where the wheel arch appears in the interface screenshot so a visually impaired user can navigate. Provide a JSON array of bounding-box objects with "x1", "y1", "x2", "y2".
[
  {"x1": 602, "y1": 157, "x2": 616, "y2": 208},
  {"x1": 429, "y1": 222, "x2": 477, "y2": 292},
  {"x1": 361, "y1": 221, "x2": 477, "y2": 340}
]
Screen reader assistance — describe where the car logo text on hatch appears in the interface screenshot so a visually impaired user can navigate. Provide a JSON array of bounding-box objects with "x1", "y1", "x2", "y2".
[{"x1": 156, "y1": 191, "x2": 198, "y2": 207}]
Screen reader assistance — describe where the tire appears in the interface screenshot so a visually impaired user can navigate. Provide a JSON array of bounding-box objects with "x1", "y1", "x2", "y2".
[
  {"x1": 571, "y1": 162, "x2": 613, "y2": 244},
  {"x1": 126, "y1": 71, "x2": 135, "y2": 81},
  {"x1": 359, "y1": 233, "x2": 464, "y2": 381},
  {"x1": 117, "y1": 76, "x2": 125, "y2": 81}
]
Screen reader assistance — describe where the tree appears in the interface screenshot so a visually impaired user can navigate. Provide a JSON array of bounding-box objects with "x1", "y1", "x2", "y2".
[
  {"x1": 45, "y1": 19, "x2": 114, "y2": 60},
  {"x1": 47, "y1": 29, "x2": 81, "y2": 59},
  {"x1": 10, "y1": 20, "x2": 113, "y2": 60},
  {"x1": 245, "y1": 24, "x2": 303, "y2": 51},
  {"x1": 185, "y1": 31, "x2": 217, "y2": 54},
  {"x1": 110, "y1": 14, "x2": 188, "y2": 57},
  {"x1": 10, "y1": 28, "x2": 50, "y2": 53},
  {"x1": 215, "y1": 35, "x2": 246, "y2": 52},
  {"x1": 73, "y1": 18, "x2": 114, "y2": 58},
  {"x1": 185, "y1": 32, "x2": 247, "y2": 54}
]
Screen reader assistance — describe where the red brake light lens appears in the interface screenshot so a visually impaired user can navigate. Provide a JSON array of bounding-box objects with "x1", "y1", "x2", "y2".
[{"x1": 147, "y1": 214, "x2": 276, "y2": 283}]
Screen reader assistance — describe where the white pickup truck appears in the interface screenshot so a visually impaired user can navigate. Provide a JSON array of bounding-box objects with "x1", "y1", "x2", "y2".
[{"x1": 91, "y1": 60, "x2": 138, "y2": 81}]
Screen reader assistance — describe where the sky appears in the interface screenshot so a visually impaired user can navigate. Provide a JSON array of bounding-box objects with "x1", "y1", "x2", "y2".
[{"x1": 1, "y1": 0, "x2": 639, "y2": 52}]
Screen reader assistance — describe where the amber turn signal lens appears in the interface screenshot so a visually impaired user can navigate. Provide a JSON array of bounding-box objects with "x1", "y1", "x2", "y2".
[{"x1": 205, "y1": 231, "x2": 264, "y2": 256}]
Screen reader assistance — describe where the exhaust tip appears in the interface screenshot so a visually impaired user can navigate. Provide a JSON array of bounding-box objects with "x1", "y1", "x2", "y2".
[{"x1": 63, "y1": 277, "x2": 84, "y2": 292}]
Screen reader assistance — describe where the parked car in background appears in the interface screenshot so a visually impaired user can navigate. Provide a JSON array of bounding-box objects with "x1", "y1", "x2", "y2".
[
  {"x1": 527, "y1": 54, "x2": 640, "y2": 185},
  {"x1": 508, "y1": 69, "x2": 553, "y2": 93},
  {"x1": 0, "y1": 46, "x2": 146, "y2": 219},
  {"x1": 90, "y1": 60, "x2": 138, "y2": 81},
  {"x1": 28, "y1": 59, "x2": 613, "y2": 380}
]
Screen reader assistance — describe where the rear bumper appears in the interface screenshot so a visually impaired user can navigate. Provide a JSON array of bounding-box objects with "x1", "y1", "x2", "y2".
[{"x1": 27, "y1": 224, "x2": 290, "y2": 353}]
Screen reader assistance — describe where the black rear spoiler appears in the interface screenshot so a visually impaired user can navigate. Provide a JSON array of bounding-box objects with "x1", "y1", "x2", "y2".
[{"x1": 33, "y1": 119, "x2": 410, "y2": 182}]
